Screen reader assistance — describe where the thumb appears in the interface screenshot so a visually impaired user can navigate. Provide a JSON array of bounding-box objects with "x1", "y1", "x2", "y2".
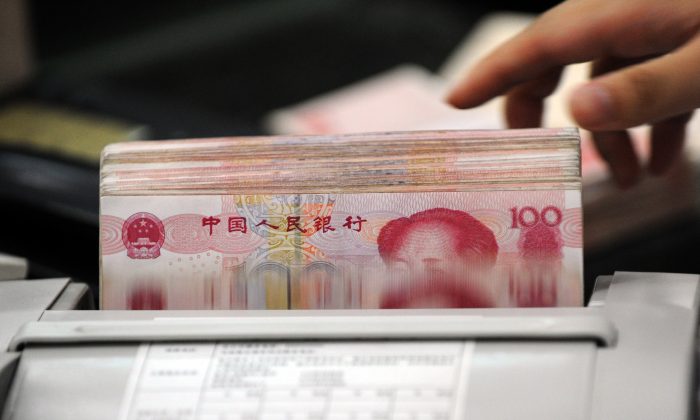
[{"x1": 569, "y1": 36, "x2": 700, "y2": 130}]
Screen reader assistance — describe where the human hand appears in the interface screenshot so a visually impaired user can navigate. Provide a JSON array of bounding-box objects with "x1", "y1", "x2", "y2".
[{"x1": 447, "y1": 0, "x2": 700, "y2": 187}]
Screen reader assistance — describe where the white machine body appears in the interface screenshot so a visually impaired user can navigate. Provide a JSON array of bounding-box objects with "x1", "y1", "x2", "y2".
[{"x1": 0, "y1": 271, "x2": 698, "y2": 420}]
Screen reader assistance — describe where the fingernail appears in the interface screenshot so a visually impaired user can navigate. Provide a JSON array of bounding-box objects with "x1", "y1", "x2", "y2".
[{"x1": 570, "y1": 83, "x2": 616, "y2": 129}]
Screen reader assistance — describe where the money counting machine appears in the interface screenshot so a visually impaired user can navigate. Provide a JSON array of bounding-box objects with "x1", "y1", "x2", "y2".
[{"x1": 1, "y1": 266, "x2": 699, "y2": 419}]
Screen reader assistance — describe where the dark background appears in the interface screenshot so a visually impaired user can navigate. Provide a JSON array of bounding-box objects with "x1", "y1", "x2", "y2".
[{"x1": 2, "y1": 0, "x2": 698, "y2": 304}]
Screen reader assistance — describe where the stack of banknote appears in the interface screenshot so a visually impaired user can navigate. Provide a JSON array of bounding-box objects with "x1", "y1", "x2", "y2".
[{"x1": 100, "y1": 128, "x2": 583, "y2": 309}]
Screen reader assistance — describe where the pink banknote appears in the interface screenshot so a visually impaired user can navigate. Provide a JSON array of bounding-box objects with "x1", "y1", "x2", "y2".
[{"x1": 101, "y1": 191, "x2": 583, "y2": 310}]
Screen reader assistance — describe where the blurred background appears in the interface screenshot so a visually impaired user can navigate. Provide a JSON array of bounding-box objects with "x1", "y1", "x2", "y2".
[{"x1": 1, "y1": 0, "x2": 699, "y2": 305}]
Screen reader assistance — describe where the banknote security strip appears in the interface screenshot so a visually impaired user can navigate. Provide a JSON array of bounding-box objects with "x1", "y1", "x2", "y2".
[
  {"x1": 100, "y1": 129, "x2": 582, "y2": 309},
  {"x1": 118, "y1": 341, "x2": 475, "y2": 420}
]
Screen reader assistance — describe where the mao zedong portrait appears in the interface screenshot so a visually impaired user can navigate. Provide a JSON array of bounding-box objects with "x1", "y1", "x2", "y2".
[{"x1": 377, "y1": 207, "x2": 499, "y2": 309}]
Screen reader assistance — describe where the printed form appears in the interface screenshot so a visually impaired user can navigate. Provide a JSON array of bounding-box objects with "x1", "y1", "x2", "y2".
[{"x1": 119, "y1": 341, "x2": 474, "y2": 420}]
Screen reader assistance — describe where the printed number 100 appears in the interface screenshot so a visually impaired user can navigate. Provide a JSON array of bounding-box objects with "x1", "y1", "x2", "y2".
[{"x1": 510, "y1": 206, "x2": 562, "y2": 228}]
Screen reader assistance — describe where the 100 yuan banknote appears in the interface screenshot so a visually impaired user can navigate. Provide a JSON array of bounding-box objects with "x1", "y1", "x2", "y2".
[{"x1": 101, "y1": 191, "x2": 582, "y2": 309}]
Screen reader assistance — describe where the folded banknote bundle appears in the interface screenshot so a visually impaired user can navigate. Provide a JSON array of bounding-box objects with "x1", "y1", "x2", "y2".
[{"x1": 100, "y1": 128, "x2": 583, "y2": 309}]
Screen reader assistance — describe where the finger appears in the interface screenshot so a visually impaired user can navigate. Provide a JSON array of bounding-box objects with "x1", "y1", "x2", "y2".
[
  {"x1": 587, "y1": 57, "x2": 644, "y2": 187},
  {"x1": 591, "y1": 55, "x2": 651, "y2": 78},
  {"x1": 447, "y1": 19, "x2": 592, "y2": 109},
  {"x1": 649, "y1": 112, "x2": 693, "y2": 174},
  {"x1": 447, "y1": 0, "x2": 698, "y2": 109},
  {"x1": 592, "y1": 130, "x2": 641, "y2": 188},
  {"x1": 505, "y1": 67, "x2": 564, "y2": 128},
  {"x1": 570, "y1": 35, "x2": 700, "y2": 131}
]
